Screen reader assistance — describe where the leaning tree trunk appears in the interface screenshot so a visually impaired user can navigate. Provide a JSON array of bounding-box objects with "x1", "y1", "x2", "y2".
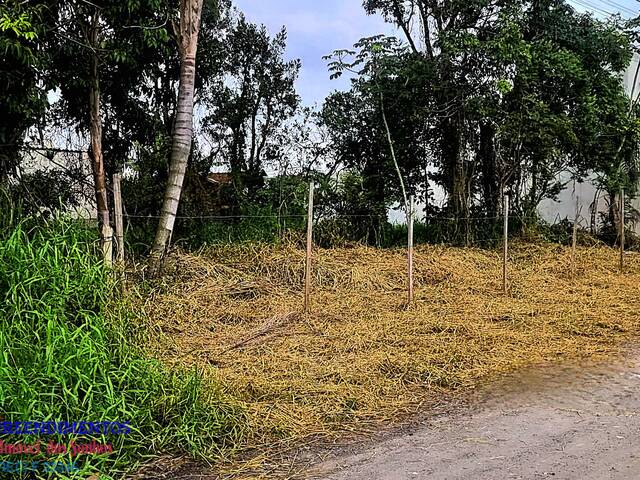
[
  {"x1": 150, "y1": 0, "x2": 204, "y2": 270},
  {"x1": 88, "y1": 11, "x2": 110, "y2": 247}
]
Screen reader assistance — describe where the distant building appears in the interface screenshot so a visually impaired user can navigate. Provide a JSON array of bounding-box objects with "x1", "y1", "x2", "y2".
[
  {"x1": 206, "y1": 172, "x2": 234, "y2": 186},
  {"x1": 19, "y1": 147, "x2": 96, "y2": 219}
]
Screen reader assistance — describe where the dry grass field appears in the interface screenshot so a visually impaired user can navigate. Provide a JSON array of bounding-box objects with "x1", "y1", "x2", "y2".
[{"x1": 144, "y1": 242, "x2": 640, "y2": 474}]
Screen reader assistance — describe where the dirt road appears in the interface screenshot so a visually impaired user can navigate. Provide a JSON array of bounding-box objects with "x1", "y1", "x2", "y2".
[{"x1": 311, "y1": 352, "x2": 640, "y2": 480}]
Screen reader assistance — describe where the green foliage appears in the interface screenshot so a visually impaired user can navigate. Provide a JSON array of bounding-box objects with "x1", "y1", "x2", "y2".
[
  {"x1": 0, "y1": 1, "x2": 50, "y2": 179},
  {"x1": 3, "y1": 0, "x2": 638, "y2": 254},
  {"x1": 323, "y1": 0, "x2": 636, "y2": 235},
  {"x1": 125, "y1": 175, "x2": 311, "y2": 251},
  {"x1": 187, "y1": 205, "x2": 287, "y2": 246},
  {"x1": 0, "y1": 2, "x2": 39, "y2": 63},
  {"x1": 48, "y1": 0, "x2": 187, "y2": 176},
  {"x1": 0, "y1": 11, "x2": 37, "y2": 40},
  {"x1": 0, "y1": 217, "x2": 246, "y2": 476}
]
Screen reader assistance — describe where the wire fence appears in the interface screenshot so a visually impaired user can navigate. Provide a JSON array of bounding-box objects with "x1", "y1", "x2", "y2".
[
  {"x1": 102, "y1": 181, "x2": 636, "y2": 309},
  {"x1": 121, "y1": 213, "x2": 513, "y2": 248},
  {"x1": 118, "y1": 211, "x2": 600, "y2": 251}
]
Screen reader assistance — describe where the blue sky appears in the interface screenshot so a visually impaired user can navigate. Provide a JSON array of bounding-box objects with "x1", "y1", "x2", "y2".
[
  {"x1": 232, "y1": 0, "x2": 396, "y2": 106},
  {"x1": 233, "y1": 0, "x2": 639, "y2": 106}
]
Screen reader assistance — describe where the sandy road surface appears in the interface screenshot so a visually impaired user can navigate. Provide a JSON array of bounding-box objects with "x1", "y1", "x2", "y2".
[{"x1": 311, "y1": 352, "x2": 640, "y2": 480}]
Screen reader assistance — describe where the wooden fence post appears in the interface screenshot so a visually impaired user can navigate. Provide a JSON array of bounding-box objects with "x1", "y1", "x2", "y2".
[
  {"x1": 620, "y1": 187, "x2": 625, "y2": 273},
  {"x1": 503, "y1": 192, "x2": 509, "y2": 294},
  {"x1": 304, "y1": 182, "x2": 314, "y2": 313},
  {"x1": 113, "y1": 173, "x2": 125, "y2": 267},
  {"x1": 571, "y1": 194, "x2": 579, "y2": 276},
  {"x1": 408, "y1": 195, "x2": 414, "y2": 305},
  {"x1": 102, "y1": 223, "x2": 113, "y2": 266}
]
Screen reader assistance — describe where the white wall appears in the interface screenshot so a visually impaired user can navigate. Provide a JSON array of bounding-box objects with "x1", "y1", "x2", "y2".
[
  {"x1": 626, "y1": 53, "x2": 640, "y2": 229},
  {"x1": 624, "y1": 53, "x2": 640, "y2": 104}
]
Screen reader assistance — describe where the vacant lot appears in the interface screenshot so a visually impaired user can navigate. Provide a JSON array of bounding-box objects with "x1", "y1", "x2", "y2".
[{"x1": 145, "y1": 242, "x2": 640, "y2": 476}]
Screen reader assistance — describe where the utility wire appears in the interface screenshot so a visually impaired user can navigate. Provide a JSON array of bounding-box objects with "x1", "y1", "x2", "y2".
[
  {"x1": 569, "y1": 0, "x2": 617, "y2": 16},
  {"x1": 570, "y1": 0, "x2": 638, "y2": 16},
  {"x1": 594, "y1": 0, "x2": 637, "y2": 15}
]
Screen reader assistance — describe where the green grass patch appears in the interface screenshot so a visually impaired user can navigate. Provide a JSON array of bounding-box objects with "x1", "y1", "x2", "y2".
[{"x1": 0, "y1": 217, "x2": 246, "y2": 478}]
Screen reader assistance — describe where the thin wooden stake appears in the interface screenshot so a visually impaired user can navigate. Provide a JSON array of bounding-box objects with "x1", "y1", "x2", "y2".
[
  {"x1": 102, "y1": 224, "x2": 113, "y2": 266},
  {"x1": 408, "y1": 195, "x2": 415, "y2": 305},
  {"x1": 571, "y1": 194, "x2": 579, "y2": 276},
  {"x1": 113, "y1": 173, "x2": 125, "y2": 267},
  {"x1": 503, "y1": 193, "x2": 509, "y2": 294},
  {"x1": 620, "y1": 187, "x2": 625, "y2": 273},
  {"x1": 304, "y1": 182, "x2": 314, "y2": 313}
]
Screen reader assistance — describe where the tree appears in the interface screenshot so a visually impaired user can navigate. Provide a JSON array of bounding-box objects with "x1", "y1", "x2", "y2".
[
  {"x1": 0, "y1": 1, "x2": 51, "y2": 183},
  {"x1": 151, "y1": 0, "x2": 205, "y2": 266},
  {"x1": 201, "y1": 14, "x2": 300, "y2": 200},
  {"x1": 363, "y1": 0, "x2": 505, "y2": 220},
  {"x1": 6, "y1": 0, "x2": 173, "y2": 245},
  {"x1": 37, "y1": 0, "x2": 113, "y2": 239},
  {"x1": 489, "y1": 2, "x2": 633, "y2": 220},
  {"x1": 333, "y1": 0, "x2": 635, "y2": 236},
  {"x1": 87, "y1": 8, "x2": 110, "y2": 240}
]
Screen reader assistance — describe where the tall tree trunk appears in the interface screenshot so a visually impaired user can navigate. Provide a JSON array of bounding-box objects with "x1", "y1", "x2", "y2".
[
  {"x1": 88, "y1": 11, "x2": 110, "y2": 239},
  {"x1": 150, "y1": 0, "x2": 204, "y2": 268},
  {"x1": 590, "y1": 188, "x2": 600, "y2": 235},
  {"x1": 442, "y1": 117, "x2": 463, "y2": 215},
  {"x1": 525, "y1": 156, "x2": 540, "y2": 220},
  {"x1": 479, "y1": 122, "x2": 498, "y2": 218},
  {"x1": 443, "y1": 115, "x2": 470, "y2": 232},
  {"x1": 445, "y1": 114, "x2": 472, "y2": 244}
]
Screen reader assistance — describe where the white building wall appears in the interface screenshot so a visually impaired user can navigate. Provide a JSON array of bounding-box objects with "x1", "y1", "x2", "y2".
[
  {"x1": 626, "y1": 53, "x2": 640, "y2": 231},
  {"x1": 624, "y1": 53, "x2": 640, "y2": 104}
]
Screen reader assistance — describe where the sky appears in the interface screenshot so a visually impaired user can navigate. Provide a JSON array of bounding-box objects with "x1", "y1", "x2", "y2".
[
  {"x1": 233, "y1": 0, "x2": 638, "y2": 107},
  {"x1": 232, "y1": 0, "x2": 397, "y2": 106}
]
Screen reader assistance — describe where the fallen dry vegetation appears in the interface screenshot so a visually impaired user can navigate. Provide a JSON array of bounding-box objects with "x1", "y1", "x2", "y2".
[{"x1": 145, "y1": 242, "x2": 640, "y2": 475}]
